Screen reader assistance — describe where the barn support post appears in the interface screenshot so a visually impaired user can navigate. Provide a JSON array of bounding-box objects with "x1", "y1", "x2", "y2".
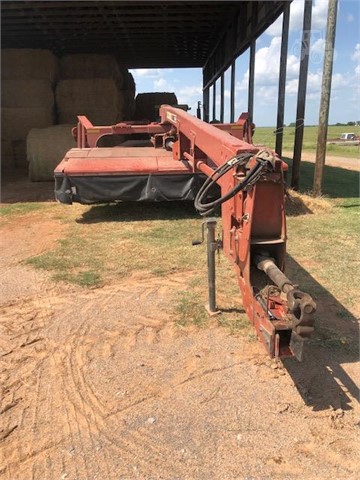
[
  {"x1": 220, "y1": 72, "x2": 225, "y2": 123},
  {"x1": 313, "y1": 0, "x2": 338, "y2": 196},
  {"x1": 203, "y1": 84, "x2": 210, "y2": 123},
  {"x1": 291, "y1": 0, "x2": 312, "y2": 190},
  {"x1": 248, "y1": 40, "x2": 256, "y2": 122},
  {"x1": 275, "y1": 2, "x2": 290, "y2": 157},
  {"x1": 212, "y1": 81, "x2": 216, "y2": 121},
  {"x1": 230, "y1": 60, "x2": 236, "y2": 122}
]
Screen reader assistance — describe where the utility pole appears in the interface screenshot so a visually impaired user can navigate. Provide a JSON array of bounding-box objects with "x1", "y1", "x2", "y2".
[{"x1": 313, "y1": 0, "x2": 338, "y2": 196}]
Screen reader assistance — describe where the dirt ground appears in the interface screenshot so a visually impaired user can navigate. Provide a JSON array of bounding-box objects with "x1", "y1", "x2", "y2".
[
  {"x1": 282, "y1": 151, "x2": 360, "y2": 171},
  {"x1": 1, "y1": 174, "x2": 359, "y2": 480}
]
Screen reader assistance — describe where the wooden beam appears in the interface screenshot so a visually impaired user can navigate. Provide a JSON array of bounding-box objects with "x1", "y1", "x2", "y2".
[
  {"x1": 291, "y1": 0, "x2": 312, "y2": 190},
  {"x1": 203, "y1": 84, "x2": 210, "y2": 123},
  {"x1": 248, "y1": 40, "x2": 256, "y2": 123},
  {"x1": 212, "y1": 82, "x2": 216, "y2": 121},
  {"x1": 230, "y1": 59, "x2": 236, "y2": 122},
  {"x1": 220, "y1": 72, "x2": 225, "y2": 123},
  {"x1": 275, "y1": 2, "x2": 290, "y2": 157}
]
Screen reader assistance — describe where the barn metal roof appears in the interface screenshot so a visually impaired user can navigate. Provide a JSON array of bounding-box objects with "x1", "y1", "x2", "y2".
[{"x1": 1, "y1": 1, "x2": 287, "y2": 69}]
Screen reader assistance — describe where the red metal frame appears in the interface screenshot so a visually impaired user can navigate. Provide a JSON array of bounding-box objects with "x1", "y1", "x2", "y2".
[
  {"x1": 73, "y1": 112, "x2": 255, "y2": 149},
  {"x1": 57, "y1": 106, "x2": 313, "y2": 359},
  {"x1": 158, "y1": 106, "x2": 291, "y2": 357},
  {"x1": 74, "y1": 116, "x2": 172, "y2": 148}
]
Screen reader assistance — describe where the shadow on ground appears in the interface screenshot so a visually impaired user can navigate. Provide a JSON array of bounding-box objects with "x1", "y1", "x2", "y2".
[
  {"x1": 1, "y1": 169, "x2": 54, "y2": 203},
  {"x1": 284, "y1": 255, "x2": 359, "y2": 412},
  {"x1": 283, "y1": 157, "x2": 359, "y2": 199},
  {"x1": 76, "y1": 201, "x2": 203, "y2": 223}
]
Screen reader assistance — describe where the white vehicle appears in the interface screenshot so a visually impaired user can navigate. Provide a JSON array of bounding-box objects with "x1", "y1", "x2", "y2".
[{"x1": 340, "y1": 133, "x2": 356, "y2": 141}]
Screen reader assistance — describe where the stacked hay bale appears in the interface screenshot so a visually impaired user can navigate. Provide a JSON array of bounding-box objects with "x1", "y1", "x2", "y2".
[
  {"x1": 26, "y1": 54, "x2": 136, "y2": 181},
  {"x1": 134, "y1": 92, "x2": 178, "y2": 122},
  {"x1": 27, "y1": 125, "x2": 76, "y2": 181},
  {"x1": 56, "y1": 54, "x2": 136, "y2": 124},
  {"x1": 1, "y1": 49, "x2": 57, "y2": 169}
]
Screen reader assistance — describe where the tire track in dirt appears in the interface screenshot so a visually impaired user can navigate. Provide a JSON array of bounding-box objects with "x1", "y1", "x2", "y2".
[
  {"x1": 57, "y1": 285, "x2": 183, "y2": 475},
  {"x1": 1, "y1": 272, "x2": 360, "y2": 479}
]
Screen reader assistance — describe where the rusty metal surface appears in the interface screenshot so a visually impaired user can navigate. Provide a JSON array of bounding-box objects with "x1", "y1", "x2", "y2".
[
  {"x1": 74, "y1": 116, "x2": 173, "y2": 148},
  {"x1": 55, "y1": 149, "x2": 189, "y2": 176},
  {"x1": 156, "y1": 106, "x2": 315, "y2": 359}
]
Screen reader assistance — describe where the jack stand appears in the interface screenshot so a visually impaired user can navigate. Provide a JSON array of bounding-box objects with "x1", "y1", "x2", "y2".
[
  {"x1": 205, "y1": 218, "x2": 221, "y2": 315},
  {"x1": 192, "y1": 218, "x2": 222, "y2": 315}
]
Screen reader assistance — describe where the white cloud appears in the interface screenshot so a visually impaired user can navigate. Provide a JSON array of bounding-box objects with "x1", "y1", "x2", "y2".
[
  {"x1": 266, "y1": 0, "x2": 329, "y2": 37},
  {"x1": 286, "y1": 78, "x2": 299, "y2": 95},
  {"x1": 153, "y1": 77, "x2": 169, "y2": 89},
  {"x1": 131, "y1": 69, "x2": 162, "y2": 78},
  {"x1": 351, "y1": 44, "x2": 360, "y2": 62},
  {"x1": 178, "y1": 85, "x2": 202, "y2": 97},
  {"x1": 266, "y1": 0, "x2": 305, "y2": 36},
  {"x1": 176, "y1": 85, "x2": 203, "y2": 109},
  {"x1": 347, "y1": 13, "x2": 355, "y2": 23},
  {"x1": 286, "y1": 71, "x2": 348, "y2": 98},
  {"x1": 351, "y1": 44, "x2": 360, "y2": 86},
  {"x1": 236, "y1": 36, "x2": 300, "y2": 92},
  {"x1": 331, "y1": 73, "x2": 349, "y2": 89},
  {"x1": 311, "y1": 37, "x2": 325, "y2": 55},
  {"x1": 310, "y1": 37, "x2": 325, "y2": 66},
  {"x1": 312, "y1": 0, "x2": 330, "y2": 30}
]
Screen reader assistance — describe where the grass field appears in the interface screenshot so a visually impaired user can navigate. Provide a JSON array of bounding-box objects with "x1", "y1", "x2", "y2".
[{"x1": 254, "y1": 125, "x2": 360, "y2": 159}]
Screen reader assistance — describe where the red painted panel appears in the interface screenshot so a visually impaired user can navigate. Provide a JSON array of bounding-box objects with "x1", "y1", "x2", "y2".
[{"x1": 56, "y1": 154, "x2": 192, "y2": 176}]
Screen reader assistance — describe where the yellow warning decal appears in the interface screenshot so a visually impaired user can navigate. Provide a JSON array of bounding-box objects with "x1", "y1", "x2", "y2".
[
  {"x1": 166, "y1": 112, "x2": 177, "y2": 123},
  {"x1": 87, "y1": 128, "x2": 101, "y2": 133},
  {"x1": 230, "y1": 125, "x2": 242, "y2": 129}
]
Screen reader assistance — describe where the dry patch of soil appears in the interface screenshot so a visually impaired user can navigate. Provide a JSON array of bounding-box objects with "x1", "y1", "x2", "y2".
[{"x1": 0, "y1": 212, "x2": 66, "y2": 304}]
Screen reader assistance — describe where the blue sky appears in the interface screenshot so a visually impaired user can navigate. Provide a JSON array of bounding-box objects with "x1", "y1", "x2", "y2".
[{"x1": 131, "y1": 0, "x2": 360, "y2": 127}]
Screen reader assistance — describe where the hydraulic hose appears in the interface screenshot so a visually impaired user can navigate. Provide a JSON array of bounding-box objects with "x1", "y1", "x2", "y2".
[{"x1": 194, "y1": 152, "x2": 271, "y2": 216}]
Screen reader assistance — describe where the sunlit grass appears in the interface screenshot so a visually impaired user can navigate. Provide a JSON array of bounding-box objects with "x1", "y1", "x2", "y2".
[{"x1": 254, "y1": 125, "x2": 360, "y2": 159}]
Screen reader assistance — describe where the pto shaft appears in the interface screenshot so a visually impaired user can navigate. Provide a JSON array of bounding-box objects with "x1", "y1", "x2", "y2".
[{"x1": 254, "y1": 255, "x2": 293, "y2": 293}]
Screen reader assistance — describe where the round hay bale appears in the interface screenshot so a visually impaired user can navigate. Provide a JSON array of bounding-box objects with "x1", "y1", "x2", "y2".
[
  {"x1": 27, "y1": 125, "x2": 76, "y2": 181},
  {"x1": 134, "y1": 92, "x2": 178, "y2": 121},
  {"x1": 1, "y1": 49, "x2": 58, "y2": 84},
  {"x1": 1, "y1": 107, "x2": 54, "y2": 141},
  {"x1": 1, "y1": 79, "x2": 54, "y2": 108}
]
